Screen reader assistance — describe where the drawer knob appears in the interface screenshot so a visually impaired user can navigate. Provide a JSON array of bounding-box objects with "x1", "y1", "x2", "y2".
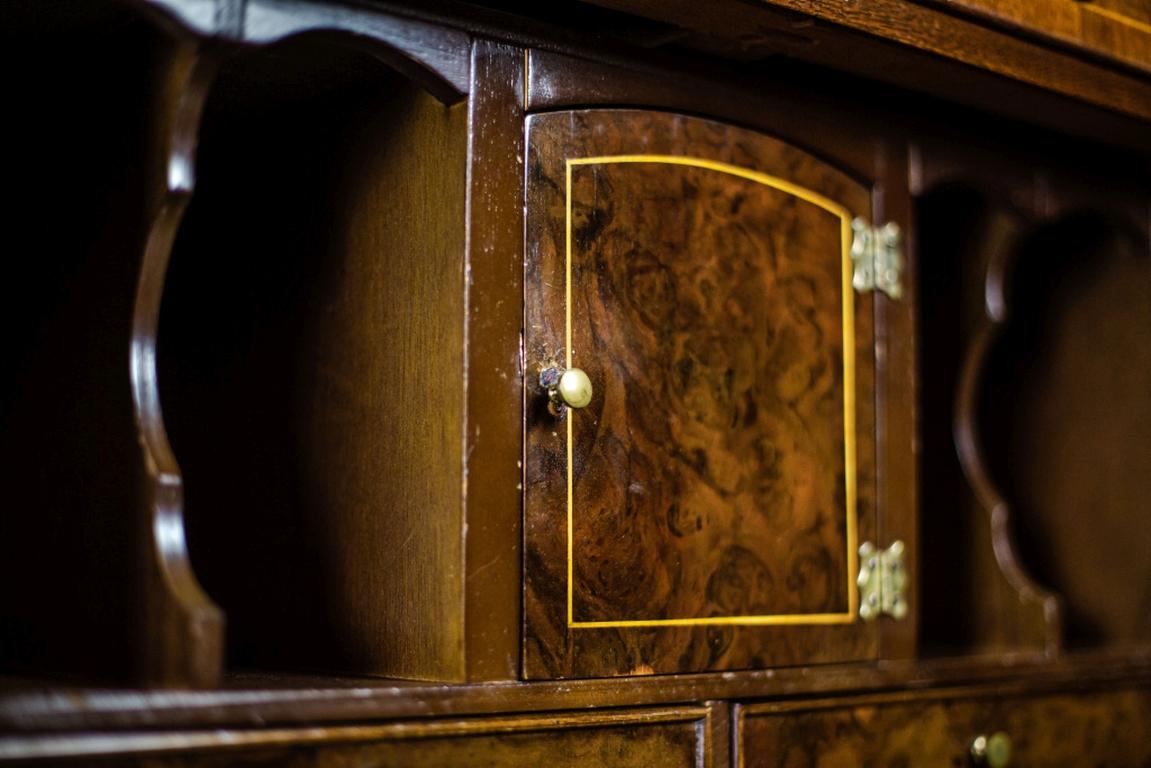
[
  {"x1": 970, "y1": 731, "x2": 1011, "y2": 767},
  {"x1": 557, "y1": 368, "x2": 594, "y2": 409},
  {"x1": 540, "y1": 365, "x2": 594, "y2": 414}
]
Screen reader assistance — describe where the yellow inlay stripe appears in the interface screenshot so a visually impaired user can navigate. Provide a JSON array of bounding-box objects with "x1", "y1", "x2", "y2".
[
  {"x1": 1081, "y1": 3, "x2": 1151, "y2": 37},
  {"x1": 565, "y1": 155, "x2": 859, "y2": 629},
  {"x1": 568, "y1": 155, "x2": 852, "y2": 221},
  {"x1": 566, "y1": 160, "x2": 575, "y2": 629},
  {"x1": 841, "y1": 215, "x2": 860, "y2": 619}
]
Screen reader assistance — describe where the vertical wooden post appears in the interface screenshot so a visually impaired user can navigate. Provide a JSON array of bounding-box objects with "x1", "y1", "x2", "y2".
[{"x1": 132, "y1": 40, "x2": 225, "y2": 688}]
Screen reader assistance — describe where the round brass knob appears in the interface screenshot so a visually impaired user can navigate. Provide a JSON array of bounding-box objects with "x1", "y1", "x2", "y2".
[
  {"x1": 557, "y1": 367, "x2": 593, "y2": 409},
  {"x1": 970, "y1": 731, "x2": 1011, "y2": 767}
]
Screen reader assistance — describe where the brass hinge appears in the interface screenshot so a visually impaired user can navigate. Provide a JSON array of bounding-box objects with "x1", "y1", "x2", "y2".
[
  {"x1": 857, "y1": 540, "x2": 908, "y2": 621},
  {"x1": 850, "y1": 218, "x2": 903, "y2": 299}
]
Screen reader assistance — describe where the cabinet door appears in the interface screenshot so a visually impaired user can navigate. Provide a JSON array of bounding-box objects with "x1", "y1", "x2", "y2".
[{"x1": 524, "y1": 110, "x2": 878, "y2": 679}]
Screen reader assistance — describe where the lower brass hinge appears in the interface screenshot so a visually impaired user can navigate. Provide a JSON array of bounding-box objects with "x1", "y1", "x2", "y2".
[
  {"x1": 851, "y1": 218, "x2": 903, "y2": 299},
  {"x1": 857, "y1": 540, "x2": 908, "y2": 620}
]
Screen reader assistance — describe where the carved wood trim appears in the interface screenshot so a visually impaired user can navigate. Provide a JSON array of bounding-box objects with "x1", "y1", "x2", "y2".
[
  {"x1": 131, "y1": 41, "x2": 227, "y2": 689},
  {"x1": 140, "y1": 0, "x2": 471, "y2": 103},
  {"x1": 952, "y1": 207, "x2": 1063, "y2": 657}
]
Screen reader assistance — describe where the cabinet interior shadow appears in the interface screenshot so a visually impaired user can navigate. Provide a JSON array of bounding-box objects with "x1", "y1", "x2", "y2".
[
  {"x1": 980, "y1": 213, "x2": 1151, "y2": 648},
  {"x1": 918, "y1": 182, "x2": 1151, "y2": 653},
  {"x1": 158, "y1": 37, "x2": 468, "y2": 679},
  {"x1": 916, "y1": 183, "x2": 997, "y2": 655},
  {"x1": 0, "y1": 5, "x2": 174, "y2": 683}
]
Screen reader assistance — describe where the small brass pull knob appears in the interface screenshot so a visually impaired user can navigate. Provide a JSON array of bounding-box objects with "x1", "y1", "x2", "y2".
[
  {"x1": 557, "y1": 368, "x2": 593, "y2": 408},
  {"x1": 970, "y1": 732, "x2": 1011, "y2": 767},
  {"x1": 540, "y1": 365, "x2": 593, "y2": 415}
]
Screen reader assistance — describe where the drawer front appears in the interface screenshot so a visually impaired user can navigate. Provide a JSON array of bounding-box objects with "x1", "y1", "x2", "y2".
[
  {"x1": 736, "y1": 688, "x2": 1151, "y2": 766},
  {"x1": 523, "y1": 108, "x2": 879, "y2": 679},
  {"x1": 5, "y1": 708, "x2": 711, "y2": 767}
]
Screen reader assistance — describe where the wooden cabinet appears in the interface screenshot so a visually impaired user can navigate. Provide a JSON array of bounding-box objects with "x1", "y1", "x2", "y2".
[
  {"x1": 523, "y1": 108, "x2": 879, "y2": 678},
  {"x1": 1, "y1": 0, "x2": 1150, "y2": 765}
]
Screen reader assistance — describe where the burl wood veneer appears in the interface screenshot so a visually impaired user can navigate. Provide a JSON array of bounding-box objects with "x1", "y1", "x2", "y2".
[
  {"x1": 524, "y1": 109, "x2": 877, "y2": 678},
  {"x1": 737, "y1": 687, "x2": 1151, "y2": 766}
]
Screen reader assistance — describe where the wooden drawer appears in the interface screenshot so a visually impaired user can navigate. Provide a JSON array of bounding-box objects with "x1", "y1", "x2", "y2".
[
  {"x1": 3, "y1": 707, "x2": 715, "y2": 767},
  {"x1": 736, "y1": 687, "x2": 1151, "y2": 766}
]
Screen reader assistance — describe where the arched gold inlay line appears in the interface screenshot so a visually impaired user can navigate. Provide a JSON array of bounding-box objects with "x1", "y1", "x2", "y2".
[{"x1": 564, "y1": 155, "x2": 860, "y2": 629}]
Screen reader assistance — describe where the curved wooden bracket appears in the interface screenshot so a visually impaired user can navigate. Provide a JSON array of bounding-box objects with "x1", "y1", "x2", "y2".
[
  {"x1": 140, "y1": 0, "x2": 471, "y2": 103},
  {"x1": 953, "y1": 207, "x2": 1063, "y2": 658},
  {"x1": 132, "y1": 41, "x2": 227, "y2": 688}
]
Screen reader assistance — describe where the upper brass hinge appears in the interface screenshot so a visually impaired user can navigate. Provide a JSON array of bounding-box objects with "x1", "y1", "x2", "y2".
[
  {"x1": 851, "y1": 218, "x2": 903, "y2": 299},
  {"x1": 857, "y1": 540, "x2": 908, "y2": 621}
]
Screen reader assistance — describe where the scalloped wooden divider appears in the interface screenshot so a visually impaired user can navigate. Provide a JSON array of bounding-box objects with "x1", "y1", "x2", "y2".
[
  {"x1": 132, "y1": 40, "x2": 226, "y2": 688},
  {"x1": 952, "y1": 206, "x2": 1063, "y2": 657},
  {"x1": 138, "y1": 10, "x2": 476, "y2": 679},
  {"x1": 129, "y1": 0, "x2": 468, "y2": 688},
  {"x1": 0, "y1": 5, "x2": 228, "y2": 688}
]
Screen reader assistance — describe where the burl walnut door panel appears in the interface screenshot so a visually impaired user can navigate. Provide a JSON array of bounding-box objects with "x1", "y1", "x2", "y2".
[{"x1": 524, "y1": 110, "x2": 877, "y2": 679}]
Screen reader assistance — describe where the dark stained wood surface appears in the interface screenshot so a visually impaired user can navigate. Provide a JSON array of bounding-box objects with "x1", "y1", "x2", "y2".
[
  {"x1": 132, "y1": 39, "x2": 226, "y2": 690},
  {"x1": 143, "y1": 0, "x2": 473, "y2": 102},
  {"x1": 872, "y1": 143, "x2": 919, "y2": 663},
  {"x1": 737, "y1": 686, "x2": 1151, "y2": 767},
  {"x1": 135, "y1": 0, "x2": 1151, "y2": 145},
  {"x1": 978, "y1": 209, "x2": 1151, "y2": 649},
  {"x1": 524, "y1": 48, "x2": 890, "y2": 182},
  {"x1": 3, "y1": 653, "x2": 1151, "y2": 733},
  {"x1": 916, "y1": 184, "x2": 1059, "y2": 657},
  {"x1": 460, "y1": 40, "x2": 528, "y2": 681},
  {"x1": 572, "y1": 0, "x2": 1151, "y2": 129},
  {"x1": 524, "y1": 109, "x2": 877, "y2": 678},
  {"x1": 2, "y1": 2, "x2": 1150, "y2": 765},
  {"x1": 0, "y1": 707, "x2": 712, "y2": 766},
  {"x1": 915, "y1": 0, "x2": 1151, "y2": 76},
  {"x1": 951, "y1": 202, "x2": 1065, "y2": 656},
  {"x1": 915, "y1": 128, "x2": 1151, "y2": 657},
  {"x1": 0, "y1": 4, "x2": 222, "y2": 688},
  {"x1": 158, "y1": 37, "x2": 470, "y2": 681},
  {"x1": 526, "y1": 48, "x2": 920, "y2": 665}
]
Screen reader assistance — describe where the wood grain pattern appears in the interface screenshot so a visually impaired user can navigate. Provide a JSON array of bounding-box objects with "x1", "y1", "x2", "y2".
[
  {"x1": 524, "y1": 109, "x2": 877, "y2": 679},
  {"x1": 573, "y1": 0, "x2": 1151, "y2": 129},
  {"x1": 872, "y1": 143, "x2": 919, "y2": 662},
  {"x1": 916, "y1": 0, "x2": 1151, "y2": 77},
  {"x1": 524, "y1": 48, "x2": 887, "y2": 182},
  {"x1": 3, "y1": 655, "x2": 1151, "y2": 733},
  {"x1": 460, "y1": 40, "x2": 527, "y2": 681},
  {"x1": 0, "y1": 707, "x2": 711, "y2": 767},
  {"x1": 737, "y1": 687, "x2": 1151, "y2": 766},
  {"x1": 526, "y1": 47, "x2": 920, "y2": 662},
  {"x1": 158, "y1": 37, "x2": 469, "y2": 681}
]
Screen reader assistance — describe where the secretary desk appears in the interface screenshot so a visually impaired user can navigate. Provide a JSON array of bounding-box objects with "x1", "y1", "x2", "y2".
[{"x1": 2, "y1": 0, "x2": 1150, "y2": 764}]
